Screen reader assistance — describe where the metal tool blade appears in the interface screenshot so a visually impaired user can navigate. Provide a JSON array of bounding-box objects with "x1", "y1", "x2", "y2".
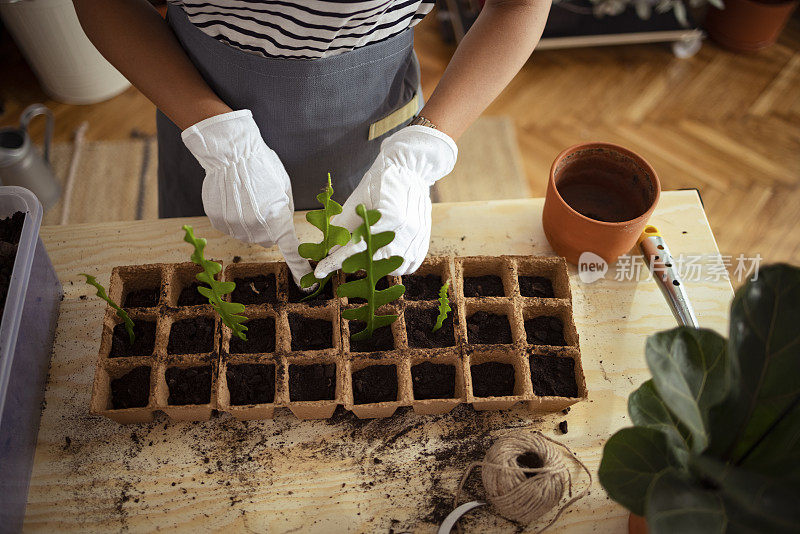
[{"x1": 638, "y1": 226, "x2": 699, "y2": 328}]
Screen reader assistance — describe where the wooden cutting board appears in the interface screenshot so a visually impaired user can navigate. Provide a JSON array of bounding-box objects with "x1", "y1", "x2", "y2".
[{"x1": 25, "y1": 192, "x2": 732, "y2": 533}]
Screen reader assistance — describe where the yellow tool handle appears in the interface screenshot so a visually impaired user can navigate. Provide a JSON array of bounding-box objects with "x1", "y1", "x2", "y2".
[{"x1": 638, "y1": 225, "x2": 699, "y2": 328}]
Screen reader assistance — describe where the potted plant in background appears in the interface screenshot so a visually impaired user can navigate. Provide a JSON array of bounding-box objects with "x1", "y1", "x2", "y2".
[
  {"x1": 599, "y1": 263, "x2": 800, "y2": 533},
  {"x1": 703, "y1": 0, "x2": 798, "y2": 52},
  {"x1": 564, "y1": 0, "x2": 720, "y2": 27},
  {"x1": 436, "y1": 0, "x2": 713, "y2": 57}
]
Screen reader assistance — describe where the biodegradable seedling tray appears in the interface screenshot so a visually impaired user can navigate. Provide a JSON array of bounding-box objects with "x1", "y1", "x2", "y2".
[
  {"x1": 90, "y1": 262, "x2": 221, "y2": 424},
  {"x1": 90, "y1": 256, "x2": 587, "y2": 423}
]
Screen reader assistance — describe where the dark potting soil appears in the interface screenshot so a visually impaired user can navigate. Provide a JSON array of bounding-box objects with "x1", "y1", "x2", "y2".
[
  {"x1": 110, "y1": 366, "x2": 150, "y2": 409},
  {"x1": 348, "y1": 322, "x2": 395, "y2": 352},
  {"x1": 352, "y1": 364, "x2": 397, "y2": 404},
  {"x1": 288, "y1": 279, "x2": 334, "y2": 304},
  {"x1": 167, "y1": 316, "x2": 215, "y2": 354},
  {"x1": 344, "y1": 272, "x2": 391, "y2": 304},
  {"x1": 166, "y1": 366, "x2": 212, "y2": 405},
  {"x1": 289, "y1": 363, "x2": 336, "y2": 402},
  {"x1": 0, "y1": 211, "x2": 24, "y2": 243},
  {"x1": 230, "y1": 274, "x2": 277, "y2": 305},
  {"x1": 519, "y1": 276, "x2": 555, "y2": 298},
  {"x1": 517, "y1": 452, "x2": 543, "y2": 478},
  {"x1": 177, "y1": 281, "x2": 208, "y2": 306},
  {"x1": 411, "y1": 361, "x2": 456, "y2": 400},
  {"x1": 226, "y1": 363, "x2": 275, "y2": 405},
  {"x1": 229, "y1": 317, "x2": 275, "y2": 354},
  {"x1": 471, "y1": 361, "x2": 515, "y2": 397},
  {"x1": 0, "y1": 212, "x2": 23, "y2": 318},
  {"x1": 402, "y1": 273, "x2": 442, "y2": 300},
  {"x1": 406, "y1": 307, "x2": 455, "y2": 348},
  {"x1": 529, "y1": 353, "x2": 578, "y2": 397},
  {"x1": 524, "y1": 316, "x2": 566, "y2": 346},
  {"x1": 466, "y1": 311, "x2": 512, "y2": 344},
  {"x1": 109, "y1": 320, "x2": 157, "y2": 357},
  {"x1": 463, "y1": 275, "x2": 504, "y2": 297},
  {"x1": 123, "y1": 287, "x2": 160, "y2": 308},
  {"x1": 289, "y1": 314, "x2": 333, "y2": 351}
]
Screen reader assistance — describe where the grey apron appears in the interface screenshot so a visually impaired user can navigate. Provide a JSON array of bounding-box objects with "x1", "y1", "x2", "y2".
[{"x1": 157, "y1": 5, "x2": 421, "y2": 217}]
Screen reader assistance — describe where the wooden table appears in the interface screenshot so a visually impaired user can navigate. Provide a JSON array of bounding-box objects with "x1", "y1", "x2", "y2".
[{"x1": 24, "y1": 191, "x2": 733, "y2": 533}]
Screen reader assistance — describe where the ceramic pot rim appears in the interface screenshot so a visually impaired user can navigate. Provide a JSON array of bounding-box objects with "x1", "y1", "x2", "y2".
[{"x1": 548, "y1": 142, "x2": 661, "y2": 227}]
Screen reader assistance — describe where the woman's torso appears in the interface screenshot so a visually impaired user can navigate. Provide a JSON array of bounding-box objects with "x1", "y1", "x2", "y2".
[
  {"x1": 168, "y1": 0, "x2": 434, "y2": 59},
  {"x1": 157, "y1": 4, "x2": 423, "y2": 214}
]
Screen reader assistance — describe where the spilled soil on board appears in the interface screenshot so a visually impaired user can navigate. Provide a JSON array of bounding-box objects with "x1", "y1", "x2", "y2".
[{"x1": 44, "y1": 357, "x2": 555, "y2": 534}]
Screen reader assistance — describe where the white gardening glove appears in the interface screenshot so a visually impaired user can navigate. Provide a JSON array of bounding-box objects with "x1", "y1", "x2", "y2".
[
  {"x1": 182, "y1": 110, "x2": 312, "y2": 285},
  {"x1": 314, "y1": 125, "x2": 458, "y2": 280}
]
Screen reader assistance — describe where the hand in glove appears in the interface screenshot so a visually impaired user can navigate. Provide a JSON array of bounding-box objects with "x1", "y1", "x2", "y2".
[
  {"x1": 182, "y1": 110, "x2": 311, "y2": 285},
  {"x1": 314, "y1": 125, "x2": 458, "y2": 280}
]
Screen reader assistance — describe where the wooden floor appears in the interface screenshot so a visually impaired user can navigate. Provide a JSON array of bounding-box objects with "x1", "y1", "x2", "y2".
[{"x1": 1, "y1": 12, "x2": 798, "y2": 270}]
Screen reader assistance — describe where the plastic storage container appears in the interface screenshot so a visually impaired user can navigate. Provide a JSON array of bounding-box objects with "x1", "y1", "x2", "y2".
[{"x1": 0, "y1": 186, "x2": 62, "y2": 532}]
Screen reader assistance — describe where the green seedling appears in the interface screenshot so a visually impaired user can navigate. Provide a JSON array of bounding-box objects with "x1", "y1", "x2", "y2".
[
  {"x1": 80, "y1": 273, "x2": 135, "y2": 345},
  {"x1": 182, "y1": 225, "x2": 248, "y2": 341},
  {"x1": 297, "y1": 173, "x2": 351, "y2": 301},
  {"x1": 336, "y1": 204, "x2": 405, "y2": 341},
  {"x1": 432, "y1": 282, "x2": 451, "y2": 333}
]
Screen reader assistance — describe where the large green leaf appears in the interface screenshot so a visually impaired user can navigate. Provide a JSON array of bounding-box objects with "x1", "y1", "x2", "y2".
[
  {"x1": 690, "y1": 455, "x2": 800, "y2": 533},
  {"x1": 709, "y1": 264, "x2": 800, "y2": 463},
  {"x1": 646, "y1": 328, "x2": 731, "y2": 453},
  {"x1": 628, "y1": 380, "x2": 691, "y2": 467},
  {"x1": 646, "y1": 469, "x2": 727, "y2": 534},
  {"x1": 598, "y1": 427, "x2": 678, "y2": 516},
  {"x1": 738, "y1": 398, "x2": 800, "y2": 479}
]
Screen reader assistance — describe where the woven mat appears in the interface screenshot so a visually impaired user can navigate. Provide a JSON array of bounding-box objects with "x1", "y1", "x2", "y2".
[{"x1": 45, "y1": 116, "x2": 528, "y2": 226}]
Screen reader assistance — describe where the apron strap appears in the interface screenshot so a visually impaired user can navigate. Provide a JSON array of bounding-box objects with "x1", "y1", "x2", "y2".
[{"x1": 368, "y1": 93, "x2": 419, "y2": 141}]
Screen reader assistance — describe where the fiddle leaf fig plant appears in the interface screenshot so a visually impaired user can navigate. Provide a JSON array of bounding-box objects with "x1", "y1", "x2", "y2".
[
  {"x1": 297, "y1": 174, "x2": 351, "y2": 301},
  {"x1": 432, "y1": 281, "x2": 451, "y2": 333},
  {"x1": 599, "y1": 264, "x2": 800, "y2": 533},
  {"x1": 182, "y1": 225, "x2": 248, "y2": 341},
  {"x1": 81, "y1": 273, "x2": 135, "y2": 345},
  {"x1": 336, "y1": 204, "x2": 405, "y2": 341}
]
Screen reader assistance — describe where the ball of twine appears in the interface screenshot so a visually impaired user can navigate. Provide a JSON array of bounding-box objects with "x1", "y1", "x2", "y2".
[{"x1": 454, "y1": 432, "x2": 591, "y2": 533}]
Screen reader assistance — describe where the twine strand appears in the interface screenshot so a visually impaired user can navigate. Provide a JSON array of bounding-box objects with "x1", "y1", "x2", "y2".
[{"x1": 453, "y1": 432, "x2": 591, "y2": 533}]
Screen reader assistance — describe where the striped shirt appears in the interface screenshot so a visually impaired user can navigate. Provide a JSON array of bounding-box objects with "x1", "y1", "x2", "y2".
[{"x1": 170, "y1": 1, "x2": 435, "y2": 60}]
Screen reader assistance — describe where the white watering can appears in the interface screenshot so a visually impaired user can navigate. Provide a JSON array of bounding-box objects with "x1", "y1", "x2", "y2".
[{"x1": 0, "y1": 104, "x2": 61, "y2": 210}]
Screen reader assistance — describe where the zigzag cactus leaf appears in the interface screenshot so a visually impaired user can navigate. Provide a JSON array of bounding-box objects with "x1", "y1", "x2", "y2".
[
  {"x1": 432, "y1": 281, "x2": 451, "y2": 333},
  {"x1": 80, "y1": 273, "x2": 135, "y2": 345},
  {"x1": 182, "y1": 225, "x2": 248, "y2": 341},
  {"x1": 336, "y1": 204, "x2": 405, "y2": 341},
  {"x1": 297, "y1": 174, "x2": 351, "y2": 300}
]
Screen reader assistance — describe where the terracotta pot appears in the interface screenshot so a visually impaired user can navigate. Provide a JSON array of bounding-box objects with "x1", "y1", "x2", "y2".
[
  {"x1": 704, "y1": 0, "x2": 799, "y2": 52},
  {"x1": 629, "y1": 513, "x2": 649, "y2": 534},
  {"x1": 542, "y1": 143, "x2": 660, "y2": 265}
]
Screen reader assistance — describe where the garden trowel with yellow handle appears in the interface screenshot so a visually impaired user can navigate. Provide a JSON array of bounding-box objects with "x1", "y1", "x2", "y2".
[{"x1": 638, "y1": 225, "x2": 699, "y2": 328}]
